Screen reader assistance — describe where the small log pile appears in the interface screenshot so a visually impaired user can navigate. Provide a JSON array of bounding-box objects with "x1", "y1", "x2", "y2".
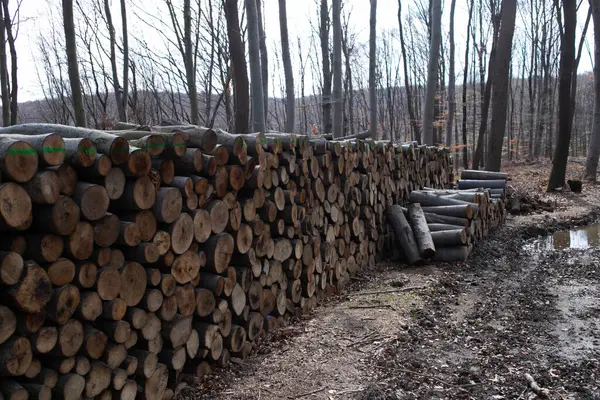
[
  {"x1": 0, "y1": 123, "x2": 454, "y2": 400},
  {"x1": 384, "y1": 169, "x2": 507, "y2": 263}
]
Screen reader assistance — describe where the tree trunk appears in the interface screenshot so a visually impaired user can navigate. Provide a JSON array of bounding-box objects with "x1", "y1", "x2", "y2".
[
  {"x1": 461, "y1": 0, "x2": 474, "y2": 168},
  {"x1": 104, "y1": 0, "x2": 125, "y2": 122},
  {"x1": 548, "y1": 0, "x2": 576, "y2": 191},
  {"x1": 398, "y1": 0, "x2": 420, "y2": 142},
  {"x1": 369, "y1": 0, "x2": 377, "y2": 139},
  {"x1": 256, "y1": 0, "x2": 269, "y2": 124},
  {"x1": 224, "y1": 0, "x2": 250, "y2": 134},
  {"x1": 586, "y1": 0, "x2": 600, "y2": 181},
  {"x1": 421, "y1": 0, "x2": 442, "y2": 145},
  {"x1": 320, "y1": 0, "x2": 332, "y2": 134},
  {"x1": 120, "y1": 0, "x2": 129, "y2": 121},
  {"x1": 62, "y1": 0, "x2": 86, "y2": 127},
  {"x1": 486, "y1": 0, "x2": 517, "y2": 172},
  {"x1": 246, "y1": 0, "x2": 266, "y2": 132},
  {"x1": 0, "y1": 4, "x2": 8, "y2": 127},
  {"x1": 331, "y1": 0, "x2": 343, "y2": 138},
  {"x1": 446, "y1": 0, "x2": 457, "y2": 147},
  {"x1": 278, "y1": 0, "x2": 295, "y2": 133}
]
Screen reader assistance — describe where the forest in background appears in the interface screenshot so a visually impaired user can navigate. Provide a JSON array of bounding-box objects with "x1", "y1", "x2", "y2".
[{"x1": 0, "y1": 0, "x2": 599, "y2": 190}]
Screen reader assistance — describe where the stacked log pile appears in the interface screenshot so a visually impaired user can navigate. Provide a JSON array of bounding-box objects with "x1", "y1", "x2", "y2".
[
  {"x1": 0, "y1": 123, "x2": 454, "y2": 400},
  {"x1": 385, "y1": 173, "x2": 507, "y2": 264}
]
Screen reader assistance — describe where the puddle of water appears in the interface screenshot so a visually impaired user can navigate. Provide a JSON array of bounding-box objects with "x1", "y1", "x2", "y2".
[{"x1": 527, "y1": 223, "x2": 600, "y2": 251}]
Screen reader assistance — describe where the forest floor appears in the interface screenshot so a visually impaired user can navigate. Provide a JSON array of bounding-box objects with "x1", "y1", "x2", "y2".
[{"x1": 186, "y1": 158, "x2": 600, "y2": 400}]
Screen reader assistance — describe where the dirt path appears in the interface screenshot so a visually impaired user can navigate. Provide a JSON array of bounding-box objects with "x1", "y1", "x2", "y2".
[{"x1": 186, "y1": 163, "x2": 600, "y2": 400}]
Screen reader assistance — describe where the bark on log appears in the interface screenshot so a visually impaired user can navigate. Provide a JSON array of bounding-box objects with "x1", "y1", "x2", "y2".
[
  {"x1": 385, "y1": 205, "x2": 422, "y2": 265},
  {"x1": 432, "y1": 245, "x2": 472, "y2": 262},
  {"x1": 407, "y1": 203, "x2": 436, "y2": 258},
  {"x1": 430, "y1": 229, "x2": 469, "y2": 247},
  {"x1": 460, "y1": 169, "x2": 507, "y2": 180},
  {"x1": 457, "y1": 179, "x2": 506, "y2": 190}
]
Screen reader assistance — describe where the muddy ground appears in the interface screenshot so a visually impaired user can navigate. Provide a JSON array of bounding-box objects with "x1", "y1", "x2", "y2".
[{"x1": 186, "y1": 160, "x2": 600, "y2": 400}]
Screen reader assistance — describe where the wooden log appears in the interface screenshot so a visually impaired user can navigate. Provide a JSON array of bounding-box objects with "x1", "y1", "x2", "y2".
[
  {"x1": 430, "y1": 229, "x2": 469, "y2": 247},
  {"x1": 0, "y1": 251, "x2": 23, "y2": 286},
  {"x1": 457, "y1": 179, "x2": 506, "y2": 190},
  {"x1": 385, "y1": 205, "x2": 422, "y2": 265},
  {"x1": 129, "y1": 349, "x2": 158, "y2": 379},
  {"x1": 110, "y1": 176, "x2": 156, "y2": 211},
  {"x1": 51, "y1": 319, "x2": 84, "y2": 357},
  {"x1": 95, "y1": 267, "x2": 122, "y2": 301},
  {"x1": 460, "y1": 169, "x2": 507, "y2": 180},
  {"x1": 48, "y1": 163, "x2": 77, "y2": 196},
  {"x1": 427, "y1": 223, "x2": 467, "y2": 232},
  {"x1": 63, "y1": 137, "x2": 96, "y2": 167},
  {"x1": 75, "y1": 291, "x2": 102, "y2": 322},
  {"x1": 118, "y1": 221, "x2": 141, "y2": 247},
  {"x1": 140, "y1": 289, "x2": 163, "y2": 313},
  {"x1": 423, "y1": 212, "x2": 469, "y2": 227},
  {"x1": 407, "y1": 203, "x2": 435, "y2": 259},
  {"x1": 153, "y1": 188, "x2": 183, "y2": 224},
  {"x1": 0, "y1": 183, "x2": 32, "y2": 230},
  {"x1": 73, "y1": 183, "x2": 110, "y2": 221},
  {"x1": 53, "y1": 373, "x2": 85, "y2": 400},
  {"x1": 102, "y1": 298, "x2": 127, "y2": 321},
  {"x1": 432, "y1": 245, "x2": 472, "y2": 262},
  {"x1": 166, "y1": 213, "x2": 194, "y2": 255},
  {"x1": 140, "y1": 362, "x2": 169, "y2": 400},
  {"x1": 3, "y1": 262, "x2": 52, "y2": 313},
  {"x1": 121, "y1": 210, "x2": 157, "y2": 242},
  {"x1": 0, "y1": 139, "x2": 39, "y2": 182},
  {"x1": 191, "y1": 209, "x2": 212, "y2": 243},
  {"x1": 93, "y1": 214, "x2": 121, "y2": 248},
  {"x1": 22, "y1": 171, "x2": 60, "y2": 205},
  {"x1": 31, "y1": 195, "x2": 80, "y2": 236},
  {"x1": 64, "y1": 221, "x2": 94, "y2": 261},
  {"x1": 78, "y1": 153, "x2": 113, "y2": 179},
  {"x1": 81, "y1": 325, "x2": 108, "y2": 360},
  {"x1": 188, "y1": 288, "x2": 214, "y2": 319},
  {"x1": 22, "y1": 234, "x2": 63, "y2": 264},
  {"x1": 0, "y1": 379, "x2": 30, "y2": 400},
  {"x1": 421, "y1": 205, "x2": 474, "y2": 219},
  {"x1": 148, "y1": 126, "x2": 218, "y2": 153},
  {"x1": 119, "y1": 262, "x2": 147, "y2": 307},
  {"x1": 202, "y1": 233, "x2": 234, "y2": 274},
  {"x1": 0, "y1": 306, "x2": 15, "y2": 346},
  {"x1": 45, "y1": 284, "x2": 81, "y2": 325},
  {"x1": 84, "y1": 361, "x2": 111, "y2": 397}
]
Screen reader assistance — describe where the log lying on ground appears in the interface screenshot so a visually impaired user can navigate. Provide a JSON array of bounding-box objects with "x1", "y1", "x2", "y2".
[
  {"x1": 407, "y1": 203, "x2": 435, "y2": 258},
  {"x1": 386, "y1": 205, "x2": 422, "y2": 265},
  {"x1": 432, "y1": 245, "x2": 472, "y2": 262},
  {"x1": 460, "y1": 169, "x2": 508, "y2": 180},
  {"x1": 457, "y1": 179, "x2": 506, "y2": 190}
]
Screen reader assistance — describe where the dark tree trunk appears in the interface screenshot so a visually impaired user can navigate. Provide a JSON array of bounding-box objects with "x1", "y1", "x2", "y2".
[
  {"x1": 486, "y1": 0, "x2": 517, "y2": 172},
  {"x1": 331, "y1": 0, "x2": 343, "y2": 138},
  {"x1": 320, "y1": 0, "x2": 332, "y2": 134},
  {"x1": 369, "y1": 0, "x2": 377, "y2": 139},
  {"x1": 224, "y1": 0, "x2": 250, "y2": 133},
  {"x1": 246, "y1": 0, "x2": 266, "y2": 132},
  {"x1": 256, "y1": 0, "x2": 269, "y2": 124},
  {"x1": 548, "y1": 0, "x2": 577, "y2": 191},
  {"x1": 461, "y1": 0, "x2": 474, "y2": 169},
  {"x1": 278, "y1": 0, "x2": 295, "y2": 133},
  {"x1": 398, "y1": 1, "x2": 420, "y2": 142},
  {"x1": 585, "y1": 0, "x2": 600, "y2": 180},
  {"x1": 62, "y1": 0, "x2": 86, "y2": 126}
]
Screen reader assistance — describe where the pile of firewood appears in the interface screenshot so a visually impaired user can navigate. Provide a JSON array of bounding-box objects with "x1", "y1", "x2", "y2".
[
  {"x1": 385, "y1": 169, "x2": 507, "y2": 263},
  {"x1": 0, "y1": 123, "x2": 453, "y2": 400}
]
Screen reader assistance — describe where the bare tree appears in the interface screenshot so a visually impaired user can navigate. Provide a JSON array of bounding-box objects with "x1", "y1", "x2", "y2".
[
  {"x1": 548, "y1": 0, "x2": 576, "y2": 190},
  {"x1": 445, "y1": 0, "x2": 456, "y2": 147},
  {"x1": 461, "y1": 0, "x2": 474, "y2": 168},
  {"x1": 320, "y1": 0, "x2": 331, "y2": 134},
  {"x1": 104, "y1": 0, "x2": 125, "y2": 122},
  {"x1": 331, "y1": 0, "x2": 343, "y2": 138},
  {"x1": 398, "y1": 1, "x2": 420, "y2": 142},
  {"x1": 224, "y1": 0, "x2": 249, "y2": 133},
  {"x1": 486, "y1": 0, "x2": 517, "y2": 171},
  {"x1": 246, "y1": 0, "x2": 265, "y2": 132},
  {"x1": 278, "y1": 0, "x2": 295, "y2": 132},
  {"x1": 585, "y1": 0, "x2": 600, "y2": 181},
  {"x1": 421, "y1": 0, "x2": 442, "y2": 144},
  {"x1": 369, "y1": 0, "x2": 377, "y2": 139},
  {"x1": 256, "y1": 0, "x2": 268, "y2": 124},
  {"x1": 62, "y1": 0, "x2": 86, "y2": 126}
]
